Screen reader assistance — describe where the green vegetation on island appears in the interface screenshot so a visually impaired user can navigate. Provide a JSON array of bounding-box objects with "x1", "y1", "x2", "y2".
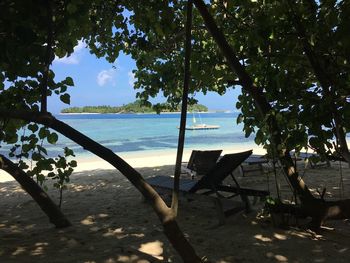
[{"x1": 61, "y1": 101, "x2": 208, "y2": 114}]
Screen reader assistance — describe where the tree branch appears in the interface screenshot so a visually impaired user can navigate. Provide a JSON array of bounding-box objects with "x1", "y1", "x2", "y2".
[
  {"x1": 0, "y1": 154, "x2": 71, "y2": 228},
  {"x1": 40, "y1": 0, "x2": 54, "y2": 113},
  {"x1": 0, "y1": 110, "x2": 202, "y2": 261}
]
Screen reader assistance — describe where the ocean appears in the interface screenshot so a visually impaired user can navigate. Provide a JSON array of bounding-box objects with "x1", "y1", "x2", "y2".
[{"x1": 1, "y1": 112, "x2": 257, "y2": 158}]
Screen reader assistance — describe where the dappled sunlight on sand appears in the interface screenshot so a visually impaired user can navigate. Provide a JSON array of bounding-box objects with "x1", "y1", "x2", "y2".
[
  {"x1": 254, "y1": 234, "x2": 273, "y2": 242},
  {"x1": 1, "y1": 164, "x2": 350, "y2": 262},
  {"x1": 266, "y1": 252, "x2": 288, "y2": 262},
  {"x1": 139, "y1": 240, "x2": 164, "y2": 260}
]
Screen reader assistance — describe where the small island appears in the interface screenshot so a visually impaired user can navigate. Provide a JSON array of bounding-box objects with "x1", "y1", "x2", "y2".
[{"x1": 61, "y1": 100, "x2": 208, "y2": 114}]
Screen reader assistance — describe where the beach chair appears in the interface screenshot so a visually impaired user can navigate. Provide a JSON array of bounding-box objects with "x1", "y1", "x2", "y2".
[
  {"x1": 240, "y1": 154, "x2": 269, "y2": 176},
  {"x1": 147, "y1": 150, "x2": 269, "y2": 224},
  {"x1": 184, "y1": 149, "x2": 222, "y2": 177}
]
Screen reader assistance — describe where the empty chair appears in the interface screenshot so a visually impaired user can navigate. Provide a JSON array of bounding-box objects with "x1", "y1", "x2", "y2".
[
  {"x1": 185, "y1": 149, "x2": 222, "y2": 177},
  {"x1": 147, "y1": 150, "x2": 269, "y2": 224}
]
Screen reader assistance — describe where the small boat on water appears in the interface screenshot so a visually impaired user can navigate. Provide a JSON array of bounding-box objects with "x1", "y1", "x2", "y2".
[
  {"x1": 185, "y1": 124, "x2": 220, "y2": 130},
  {"x1": 179, "y1": 112, "x2": 220, "y2": 130}
]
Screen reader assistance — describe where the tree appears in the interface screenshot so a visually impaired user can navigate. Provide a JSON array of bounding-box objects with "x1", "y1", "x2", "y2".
[
  {"x1": 0, "y1": 1, "x2": 202, "y2": 261},
  {"x1": 191, "y1": 0, "x2": 350, "y2": 228},
  {"x1": 96, "y1": 0, "x2": 350, "y2": 228}
]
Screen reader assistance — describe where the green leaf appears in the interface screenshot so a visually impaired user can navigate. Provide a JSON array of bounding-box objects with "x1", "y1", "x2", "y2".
[
  {"x1": 69, "y1": 160, "x2": 77, "y2": 167},
  {"x1": 64, "y1": 77, "x2": 74, "y2": 86},
  {"x1": 64, "y1": 147, "x2": 75, "y2": 157},
  {"x1": 32, "y1": 152, "x2": 42, "y2": 161},
  {"x1": 47, "y1": 132, "x2": 59, "y2": 144},
  {"x1": 47, "y1": 172, "x2": 55, "y2": 177},
  {"x1": 56, "y1": 157, "x2": 67, "y2": 169},
  {"x1": 60, "y1": 93, "x2": 70, "y2": 104},
  {"x1": 36, "y1": 174, "x2": 46, "y2": 184},
  {"x1": 22, "y1": 144, "x2": 33, "y2": 153},
  {"x1": 38, "y1": 127, "x2": 49, "y2": 139}
]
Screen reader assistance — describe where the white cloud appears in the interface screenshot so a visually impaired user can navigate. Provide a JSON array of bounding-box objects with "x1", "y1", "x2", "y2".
[
  {"x1": 97, "y1": 69, "x2": 116, "y2": 87},
  {"x1": 73, "y1": 40, "x2": 85, "y2": 52},
  {"x1": 54, "y1": 55, "x2": 79, "y2": 65},
  {"x1": 54, "y1": 40, "x2": 85, "y2": 65},
  {"x1": 128, "y1": 71, "x2": 136, "y2": 87}
]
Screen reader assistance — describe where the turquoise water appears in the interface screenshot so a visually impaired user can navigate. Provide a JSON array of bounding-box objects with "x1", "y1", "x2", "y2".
[{"x1": 1, "y1": 112, "x2": 255, "y2": 157}]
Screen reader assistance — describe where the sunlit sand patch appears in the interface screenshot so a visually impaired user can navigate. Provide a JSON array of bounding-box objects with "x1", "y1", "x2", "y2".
[
  {"x1": 12, "y1": 246, "x2": 26, "y2": 256},
  {"x1": 273, "y1": 233, "x2": 287, "y2": 240},
  {"x1": 80, "y1": 215, "x2": 95, "y2": 225},
  {"x1": 138, "y1": 240, "x2": 163, "y2": 260},
  {"x1": 98, "y1": 213, "x2": 109, "y2": 218},
  {"x1": 288, "y1": 230, "x2": 312, "y2": 239},
  {"x1": 69, "y1": 184, "x2": 95, "y2": 192},
  {"x1": 102, "y1": 227, "x2": 145, "y2": 239},
  {"x1": 30, "y1": 242, "x2": 49, "y2": 256},
  {"x1": 102, "y1": 228, "x2": 126, "y2": 239},
  {"x1": 25, "y1": 224, "x2": 37, "y2": 230},
  {"x1": 251, "y1": 220, "x2": 258, "y2": 225},
  {"x1": 254, "y1": 234, "x2": 273, "y2": 242},
  {"x1": 266, "y1": 252, "x2": 288, "y2": 262},
  {"x1": 275, "y1": 254, "x2": 288, "y2": 262},
  {"x1": 9, "y1": 224, "x2": 21, "y2": 233}
]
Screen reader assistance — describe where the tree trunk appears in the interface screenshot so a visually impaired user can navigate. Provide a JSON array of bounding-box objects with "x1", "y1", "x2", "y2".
[
  {"x1": 172, "y1": 0, "x2": 193, "y2": 214},
  {"x1": 192, "y1": 0, "x2": 350, "y2": 228},
  {"x1": 0, "y1": 111, "x2": 202, "y2": 262},
  {"x1": 192, "y1": 0, "x2": 312, "y2": 198},
  {"x1": 0, "y1": 154, "x2": 71, "y2": 228},
  {"x1": 163, "y1": 212, "x2": 203, "y2": 263}
]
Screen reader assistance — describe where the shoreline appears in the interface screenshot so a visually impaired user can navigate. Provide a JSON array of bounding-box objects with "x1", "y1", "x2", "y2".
[
  {"x1": 57, "y1": 111, "x2": 233, "y2": 115},
  {"x1": 0, "y1": 143, "x2": 266, "y2": 182}
]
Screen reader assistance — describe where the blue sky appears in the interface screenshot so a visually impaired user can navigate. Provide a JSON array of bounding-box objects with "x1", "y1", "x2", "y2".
[{"x1": 50, "y1": 41, "x2": 241, "y2": 113}]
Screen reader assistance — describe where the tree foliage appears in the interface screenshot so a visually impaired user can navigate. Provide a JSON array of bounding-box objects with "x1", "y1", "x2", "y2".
[
  {"x1": 2, "y1": 0, "x2": 350, "y2": 259},
  {"x1": 0, "y1": 0, "x2": 96, "y2": 196},
  {"x1": 90, "y1": 0, "x2": 350, "y2": 160}
]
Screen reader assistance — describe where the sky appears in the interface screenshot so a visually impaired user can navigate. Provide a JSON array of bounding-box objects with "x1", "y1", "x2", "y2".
[{"x1": 49, "y1": 41, "x2": 241, "y2": 114}]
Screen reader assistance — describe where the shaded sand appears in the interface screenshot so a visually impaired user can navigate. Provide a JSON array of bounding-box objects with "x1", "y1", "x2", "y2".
[{"x1": 1, "y1": 149, "x2": 350, "y2": 262}]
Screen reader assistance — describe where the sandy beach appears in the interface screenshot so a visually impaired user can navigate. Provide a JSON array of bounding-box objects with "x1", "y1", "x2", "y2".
[{"x1": 1, "y1": 145, "x2": 350, "y2": 262}]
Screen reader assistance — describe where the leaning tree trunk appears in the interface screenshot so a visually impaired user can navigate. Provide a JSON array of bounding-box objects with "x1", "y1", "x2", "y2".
[
  {"x1": 193, "y1": 0, "x2": 350, "y2": 228},
  {"x1": 0, "y1": 154, "x2": 71, "y2": 228},
  {"x1": 0, "y1": 111, "x2": 202, "y2": 262}
]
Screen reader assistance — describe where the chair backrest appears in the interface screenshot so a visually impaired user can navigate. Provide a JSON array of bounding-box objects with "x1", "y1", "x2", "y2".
[
  {"x1": 187, "y1": 150, "x2": 222, "y2": 175},
  {"x1": 189, "y1": 150, "x2": 253, "y2": 192}
]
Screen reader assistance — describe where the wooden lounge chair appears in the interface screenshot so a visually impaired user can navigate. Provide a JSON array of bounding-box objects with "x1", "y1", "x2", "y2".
[
  {"x1": 240, "y1": 154, "x2": 269, "y2": 176},
  {"x1": 147, "y1": 150, "x2": 269, "y2": 224},
  {"x1": 184, "y1": 149, "x2": 222, "y2": 177}
]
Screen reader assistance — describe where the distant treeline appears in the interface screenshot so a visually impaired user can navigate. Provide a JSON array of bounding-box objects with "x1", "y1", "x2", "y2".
[{"x1": 61, "y1": 101, "x2": 208, "y2": 114}]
